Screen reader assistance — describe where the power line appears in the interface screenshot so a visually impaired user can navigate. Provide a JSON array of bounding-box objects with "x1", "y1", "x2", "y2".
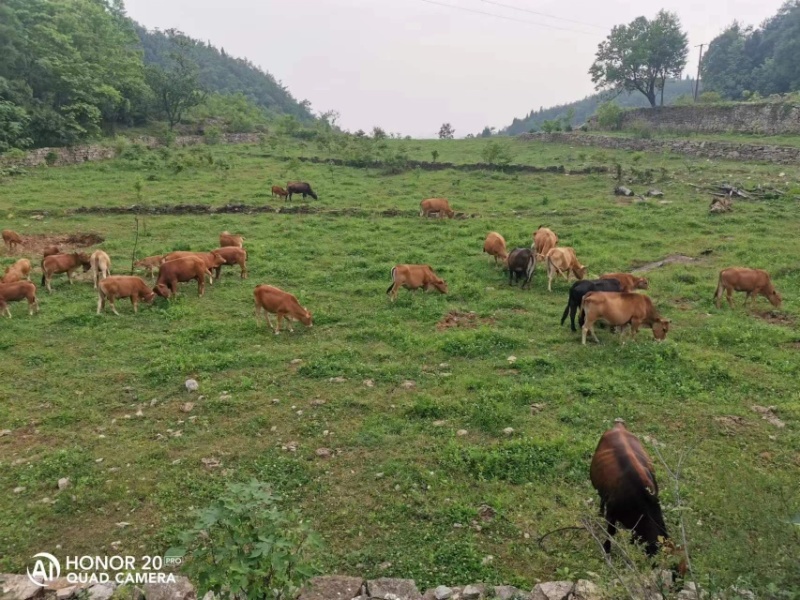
[
  {"x1": 417, "y1": 0, "x2": 599, "y2": 35},
  {"x1": 479, "y1": 0, "x2": 607, "y2": 30}
]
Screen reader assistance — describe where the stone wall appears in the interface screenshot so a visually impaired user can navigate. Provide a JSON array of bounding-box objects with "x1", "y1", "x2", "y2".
[
  {"x1": 587, "y1": 102, "x2": 800, "y2": 135},
  {"x1": 517, "y1": 132, "x2": 800, "y2": 164}
]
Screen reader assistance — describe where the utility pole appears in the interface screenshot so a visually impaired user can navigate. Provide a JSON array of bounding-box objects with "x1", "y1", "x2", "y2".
[{"x1": 694, "y1": 43, "x2": 705, "y2": 101}]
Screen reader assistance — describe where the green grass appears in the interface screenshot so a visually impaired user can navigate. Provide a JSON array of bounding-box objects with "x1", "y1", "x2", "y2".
[{"x1": 0, "y1": 138, "x2": 798, "y2": 594}]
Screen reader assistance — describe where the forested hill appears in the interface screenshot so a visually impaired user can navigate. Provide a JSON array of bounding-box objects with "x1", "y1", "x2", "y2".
[
  {"x1": 135, "y1": 26, "x2": 313, "y2": 122},
  {"x1": 501, "y1": 78, "x2": 695, "y2": 135}
]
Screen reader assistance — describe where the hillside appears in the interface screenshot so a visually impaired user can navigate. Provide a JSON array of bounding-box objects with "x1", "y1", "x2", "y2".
[
  {"x1": 501, "y1": 78, "x2": 696, "y2": 135},
  {"x1": 135, "y1": 25, "x2": 314, "y2": 122}
]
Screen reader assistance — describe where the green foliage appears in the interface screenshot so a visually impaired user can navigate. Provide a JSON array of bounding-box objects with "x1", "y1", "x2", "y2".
[
  {"x1": 595, "y1": 102, "x2": 624, "y2": 130},
  {"x1": 480, "y1": 141, "x2": 513, "y2": 165},
  {"x1": 540, "y1": 119, "x2": 562, "y2": 133},
  {"x1": 189, "y1": 93, "x2": 270, "y2": 133},
  {"x1": 179, "y1": 480, "x2": 320, "y2": 600},
  {"x1": 372, "y1": 126, "x2": 387, "y2": 140},
  {"x1": 438, "y1": 123, "x2": 455, "y2": 139},
  {"x1": 672, "y1": 94, "x2": 695, "y2": 106},
  {"x1": 0, "y1": 101, "x2": 32, "y2": 152},
  {"x1": 625, "y1": 120, "x2": 653, "y2": 139},
  {"x1": 431, "y1": 149, "x2": 439, "y2": 162},
  {"x1": 698, "y1": 91, "x2": 724, "y2": 104},
  {"x1": 204, "y1": 126, "x2": 222, "y2": 145}
]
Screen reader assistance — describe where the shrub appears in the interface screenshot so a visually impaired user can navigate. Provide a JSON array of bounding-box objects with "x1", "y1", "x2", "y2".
[
  {"x1": 480, "y1": 141, "x2": 513, "y2": 165},
  {"x1": 541, "y1": 119, "x2": 562, "y2": 133},
  {"x1": 204, "y1": 126, "x2": 222, "y2": 145},
  {"x1": 595, "y1": 102, "x2": 624, "y2": 130},
  {"x1": 672, "y1": 94, "x2": 695, "y2": 106},
  {"x1": 698, "y1": 91, "x2": 723, "y2": 104},
  {"x1": 44, "y1": 151, "x2": 59, "y2": 166},
  {"x1": 626, "y1": 120, "x2": 653, "y2": 139}
]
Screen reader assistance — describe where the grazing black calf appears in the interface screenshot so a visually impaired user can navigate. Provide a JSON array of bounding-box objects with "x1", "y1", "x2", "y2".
[
  {"x1": 560, "y1": 278, "x2": 622, "y2": 331},
  {"x1": 506, "y1": 248, "x2": 535, "y2": 289}
]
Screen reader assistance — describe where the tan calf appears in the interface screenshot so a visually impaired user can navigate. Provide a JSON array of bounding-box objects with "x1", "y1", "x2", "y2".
[
  {"x1": 254, "y1": 284, "x2": 313, "y2": 334},
  {"x1": 212, "y1": 247, "x2": 248, "y2": 279},
  {"x1": 219, "y1": 231, "x2": 244, "y2": 248},
  {"x1": 386, "y1": 264, "x2": 448, "y2": 301},
  {"x1": 483, "y1": 232, "x2": 508, "y2": 265},
  {"x1": 419, "y1": 198, "x2": 455, "y2": 218},
  {"x1": 2, "y1": 230, "x2": 23, "y2": 252},
  {"x1": 154, "y1": 256, "x2": 209, "y2": 298},
  {"x1": 97, "y1": 276, "x2": 155, "y2": 315},
  {"x1": 545, "y1": 247, "x2": 588, "y2": 292},
  {"x1": 41, "y1": 252, "x2": 91, "y2": 292},
  {"x1": 2, "y1": 259, "x2": 32, "y2": 283},
  {"x1": 134, "y1": 255, "x2": 164, "y2": 279},
  {"x1": 0, "y1": 281, "x2": 39, "y2": 317},
  {"x1": 581, "y1": 291, "x2": 670, "y2": 345},
  {"x1": 163, "y1": 251, "x2": 226, "y2": 284},
  {"x1": 714, "y1": 267, "x2": 781, "y2": 309},
  {"x1": 271, "y1": 186, "x2": 288, "y2": 200},
  {"x1": 600, "y1": 272, "x2": 649, "y2": 292},
  {"x1": 42, "y1": 245, "x2": 61, "y2": 258},
  {"x1": 90, "y1": 250, "x2": 112, "y2": 289},
  {"x1": 532, "y1": 226, "x2": 558, "y2": 261}
]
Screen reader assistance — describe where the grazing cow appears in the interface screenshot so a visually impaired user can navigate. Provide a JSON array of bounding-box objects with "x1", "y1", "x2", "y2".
[
  {"x1": 271, "y1": 186, "x2": 288, "y2": 200},
  {"x1": 42, "y1": 245, "x2": 61, "y2": 258},
  {"x1": 419, "y1": 198, "x2": 455, "y2": 219},
  {"x1": 162, "y1": 251, "x2": 226, "y2": 284},
  {"x1": 286, "y1": 181, "x2": 318, "y2": 201},
  {"x1": 212, "y1": 247, "x2": 248, "y2": 280},
  {"x1": 581, "y1": 292, "x2": 670, "y2": 345},
  {"x1": 561, "y1": 279, "x2": 623, "y2": 332},
  {"x1": 134, "y1": 255, "x2": 164, "y2": 279},
  {"x1": 219, "y1": 231, "x2": 244, "y2": 248},
  {"x1": 2, "y1": 259, "x2": 32, "y2": 284},
  {"x1": 532, "y1": 226, "x2": 558, "y2": 261},
  {"x1": 153, "y1": 256, "x2": 208, "y2": 298},
  {"x1": 545, "y1": 247, "x2": 588, "y2": 292},
  {"x1": 600, "y1": 272, "x2": 649, "y2": 293},
  {"x1": 714, "y1": 267, "x2": 781, "y2": 309},
  {"x1": 0, "y1": 281, "x2": 39, "y2": 317},
  {"x1": 90, "y1": 250, "x2": 112, "y2": 289},
  {"x1": 97, "y1": 276, "x2": 155, "y2": 315},
  {"x1": 254, "y1": 284, "x2": 313, "y2": 334},
  {"x1": 41, "y1": 252, "x2": 91, "y2": 292},
  {"x1": 2, "y1": 229, "x2": 23, "y2": 252},
  {"x1": 590, "y1": 421, "x2": 678, "y2": 561},
  {"x1": 386, "y1": 264, "x2": 447, "y2": 301},
  {"x1": 483, "y1": 232, "x2": 508, "y2": 265},
  {"x1": 506, "y1": 248, "x2": 535, "y2": 288}
]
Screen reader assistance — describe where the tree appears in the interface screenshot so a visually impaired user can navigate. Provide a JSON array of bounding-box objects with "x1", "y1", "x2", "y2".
[
  {"x1": 438, "y1": 123, "x2": 455, "y2": 139},
  {"x1": 371, "y1": 126, "x2": 386, "y2": 140},
  {"x1": 479, "y1": 126, "x2": 495, "y2": 138},
  {"x1": 590, "y1": 11, "x2": 688, "y2": 107}
]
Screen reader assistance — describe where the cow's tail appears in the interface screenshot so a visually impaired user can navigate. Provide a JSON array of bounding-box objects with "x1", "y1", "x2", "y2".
[
  {"x1": 713, "y1": 272, "x2": 723, "y2": 302},
  {"x1": 41, "y1": 271, "x2": 46, "y2": 286},
  {"x1": 579, "y1": 291, "x2": 596, "y2": 327},
  {"x1": 525, "y1": 252, "x2": 536, "y2": 283},
  {"x1": 386, "y1": 267, "x2": 396, "y2": 294},
  {"x1": 560, "y1": 301, "x2": 570, "y2": 326}
]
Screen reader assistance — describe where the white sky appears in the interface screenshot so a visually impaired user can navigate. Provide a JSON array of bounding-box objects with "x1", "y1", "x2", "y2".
[{"x1": 125, "y1": 0, "x2": 785, "y2": 138}]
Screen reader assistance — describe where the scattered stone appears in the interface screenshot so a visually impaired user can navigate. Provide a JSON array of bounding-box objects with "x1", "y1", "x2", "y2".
[
  {"x1": 310, "y1": 399, "x2": 326, "y2": 407},
  {"x1": 378, "y1": 562, "x2": 392, "y2": 571},
  {"x1": 614, "y1": 186, "x2": 634, "y2": 197},
  {"x1": 290, "y1": 358, "x2": 303, "y2": 365},
  {"x1": 531, "y1": 581, "x2": 574, "y2": 600},
  {"x1": 88, "y1": 584, "x2": 115, "y2": 600},
  {"x1": 481, "y1": 555, "x2": 494, "y2": 566},
  {"x1": 201, "y1": 457, "x2": 221, "y2": 468},
  {"x1": 13, "y1": 486, "x2": 25, "y2": 494},
  {"x1": 503, "y1": 427, "x2": 515, "y2": 435},
  {"x1": 709, "y1": 197, "x2": 733, "y2": 214},
  {"x1": 530, "y1": 403, "x2": 546, "y2": 414},
  {"x1": 315, "y1": 448, "x2": 332, "y2": 458},
  {"x1": 400, "y1": 380, "x2": 416, "y2": 389},
  {"x1": 507, "y1": 356, "x2": 517, "y2": 364},
  {"x1": 433, "y1": 586, "x2": 453, "y2": 600},
  {"x1": 462, "y1": 584, "x2": 483, "y2": 600},
  {"x1": 296, "y1": 410, "x2": 304, "y2": 416},
  {"x1": 181, "y1": 402, "x2": 194, "y2": 413},
  {"x1": 282, "y1": 441, "x2": 299, "y2": 452},
  {"x1": 135, "y1": 407, "x2": 144, "y2": 417},
  {"x1": 219, "y1": 393, "x2": 231, "y2": 401},
  {"x1": 150, "y1": 399, "x2": 159, "y2": 407},
  {"x1": 676, "y1": 582, "x2": 705, "y2": 600},
  {"x1": 270, "y1": 426, "x2": 277, "y2": 432},
  {"x1": 185, "y1": 379, "x2": 199, "y2": 392},
  {"x1": 143, "y1": 576, "x2": 196, "y2": 600},
  {"x1": 329, "y1": 376, "x2": 347, "y2": 383},
  {"x1": 571, "y1": 580, "x2": 602, "y2": 600},
  {"x1": 57, "y1": 478, "x2": 70, "y2": 490},
  {"x1": 55, "y1": 587, "x2": 77, "y2": 600},
  {"x1": 0, "y1": 429, "x2": 11, "y2": 437},
  {"x1": 751, "y1": 405, "x2": 785, "y2": 428},
  {"x1": 456, "y1": 429, "x2": 468, "y2": 437},
  {"x1": 363, "y1": 379, "x2": 375, "y2": 388},
  {"x1": 272, "y1": 398, "x2": 280, "y2": 404},
  {"x1": 298, "y1": 576, "x2": 364, "y2": 600},
  {"x1": 494, "y1": 586, "x2": 528, "y2": 600},
  {"x1": 1, "y1": 574, "x2": 44, "y2": 600},
  {"x1": 647, "y1": 189, "x2": 664, "y2": 197},
  {"x1": 116, "y1": 522, "x2": 130, "y2": 528},
  {"x1": 432, "y1": 420, "x2": 447, "y2": 427},
  {"x1": 367, "y1": 578, "x2": 422, "y2": 600},
  {"x1": 478, "y1": 504, "x2": 496, "y2": 521}
]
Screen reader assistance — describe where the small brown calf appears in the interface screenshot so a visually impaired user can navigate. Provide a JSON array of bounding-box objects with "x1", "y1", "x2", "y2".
[
  {"x1": 386, "y1": 264, "x2": 448, "y2": 301},
  {"x1": 2, "y1": 259, "x2": 32, "y2": 283},
  {"x1": 219, "y1": 231, "x2": 245, "y2": 248},
  {"x1": 2, "y1": 230, "x2": 23, "y2": 252},
  {"x1": 419, "y1": 198, "x2": 455, "y2": 218},
  {"x1": 212, "y1": 247, "x2": 248, "y2": 279},
  {"x1": 42, "y1": 245, "x2": 61, "y2": 258},
  {"x1": 97, "y1": 276, "x2": 155, "y2": 315},
  {"x1": 254, "y1": 284, "x2": 313, "y2": 334},
  {"x1": 0, "y1": 281, "x2": 39, "y2": 317},
  {"x1": 41, "y1": 252, "x2": 91, "y2": 292},
  {"x1": 271, "y1": 186, "x2": 288, "y2": 200},
  {"x1": 134, "y1": 255, "x2": 164, "y2": 279},
  {"x1": 90, "y1": 250, "x2": 112, "y2": 289}
]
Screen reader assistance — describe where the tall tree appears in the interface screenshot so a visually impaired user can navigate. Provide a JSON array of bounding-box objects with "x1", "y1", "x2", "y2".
[
  {"x1": 590, "y1": 11, "x2": 688, "y2": 107},
  {"x1": 700, "y1": 23, "x2": 754, "y2": 99},
  {"x1": 438, "y1": 123, "x2": 455, "y2": 139}
]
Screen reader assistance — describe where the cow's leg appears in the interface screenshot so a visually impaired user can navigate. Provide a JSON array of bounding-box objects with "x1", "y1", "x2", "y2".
[
  {"x1": 389, "y1": 283, "x2": 400, "y2": 302},
  {"x1": 97, "y1": 293, "x2": 104, "y2": 315},
  {"x1": 603, "y1": 520, "x2": 618, "y2": 555},
  {"x1": 240, "y1": 262, "x2": 247, "y2": 279},
  {"x1": 46, "y1": 275, "x2": 53, "y2": 293},
  {"x1": 274, "y1": 314, "x2": 283, "y2": 335},
  {"x1": 132, "y1": 295, "x2": 138, "y2": 314},
  {"x1": 215, "y1": 266, "x2": 222, "y2": 281},
  {"x1": 726, "y1": 287, "x2": 735, "y2": 308},
  {"x1": 3, "y1": 304, "x2": 11, "y2": 318},
  {"x1": 198, "y1": 277, "x2": 205, "y2": 297},
  {"x1": 109, "y1": 295, "x2": 120, "y2": 316},
  {"x1": 67, "y1": 269, "x2": 74, "y2": 284},
  {"x1": 744, "y1": 291, "x2": 754, "y2": 308}
]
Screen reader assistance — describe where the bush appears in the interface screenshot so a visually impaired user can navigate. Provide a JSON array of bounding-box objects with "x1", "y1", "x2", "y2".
[
  {"x1": 480, "y1": 141, "x2": 513, "y2": 165},
  {"x1": 44, "y1": 151, "x2": 59, "y2": 166},
  {"x1": 204, "y1": 126, "x2": 222, "y2": 145},
  {"x1": 698, "y1": 91, "x2": 723, "y2": 104},
  {"x1": 625, "y1": 119, "x2": 653, "y2": 139},
  {"x1": 672, "y1": 94, "x2": 695, "y2": 106},
  {"x1": 541, "y1": 119, "x2": 562, "y2": 133},
  {"x1": 595, "y1": 102, "x2": 624, "y2": 130}
]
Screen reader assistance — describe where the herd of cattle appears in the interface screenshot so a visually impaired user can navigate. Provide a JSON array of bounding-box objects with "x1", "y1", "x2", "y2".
[{"x1": 0, "y1": 190, "x2": 787, "y2": 576}]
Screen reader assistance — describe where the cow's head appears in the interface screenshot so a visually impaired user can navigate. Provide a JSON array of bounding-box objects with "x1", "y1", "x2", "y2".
[
  {"x1": 432, "y1": 278, "x2": 448, "y2": 294},
  {"x1": 635, "y1": 276, "x2": 650, "y2": 290},
  {"x1": 210, "y1": 251, "x2": 227, "y2": 267},
  {"x1": 75, "y1": 252, "x2": 92, "y2": 270},
  {"x1": 652, "y1": 318, "x2": 671, "y2": 340},
  {"x1": 299, "y1": 309, "x2": 313, "y2": 327},
  {"x1": 154, "y1": 283, "x2": 171, "y2": 298},
  {"x1": 445, "y1": 209, "x2": 455, "y2": 218},
  {"x1": 767, "y1": 286, "x2": 782, "y2": 307},
  {"x1": 575, "y1": 265, "x2": 589, "y2": 280},
  {"x1": 142, "y1": 288, "x2": 157, "y2": 304}
]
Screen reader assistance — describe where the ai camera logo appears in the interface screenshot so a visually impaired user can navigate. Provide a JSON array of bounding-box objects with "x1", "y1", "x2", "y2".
[{"x1": 27, "y1": 553, "x2": 61, "y2": 586}]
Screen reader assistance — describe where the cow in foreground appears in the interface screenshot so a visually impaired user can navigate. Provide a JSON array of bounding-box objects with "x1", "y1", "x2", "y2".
[
  {"x1": 134, "y1": 255, "x2": 164, "y2": 279},
  {"x1": 532, "y1": 226, "x2": 557, "y2": 261},
  {"x1": 154, "y1": 256, "x2": 209, "y2": 298},
  {"x1": 0, "y1": 281, "x2": 39, "y2": 317},
  {"x1": 219, "y1": 231, "x2": 244, "y2": 248},
  {"x1": 419, "y1": 198, "x2": 455, "y2": 219},
  {"x1": 90, "y1": 250, "x2": 112, "y2": 288},
  {"x1": 581, "y1": 292, "x2": 670, "y2": 345},
  {"x1": 2, "y1": 230, "x2": 23, "y2": 252},
  {"x1": 2, "y1": 259, "x2": 32, "y2": 284},
  {"x1": 545, "y1": 247, "x2": 588, "y2": 292},
  {"x1": 386, "y1": 264, "x2": 447, "y2": 301},
  {"x1": 561, "y1": 279, "x2": 623, "y2": 332},
  {"x1": 97, "y1": 276, "x2": 155, "y2": 315},
  {"x1": 286, "y1": 181, "x2": 318, "y2": 201},
  {"x1": 483, "y1": 231, "x2": 508, "y2": 265},
  {"x1": 212, "y1": 246, "x2": 248, "y2": 279},
  {"x1": 271, "y1": 186, "x2": 288, "y2": 200},
  {"x1": 162, "y1": 251, "x2": 226, "y2": 284},
  {"x1": 600, "y1": 272, "x2": 649, "y2": 292},
  {"x1": 714, "y1": 267, "x2": 781, "y2": 309},
  {"x1": 591, "y1": 421, "x2": 685, "y2": 572},
  {"x1": 506, "y1": 248, "x2": 535, "y2": 288},
  {"x1": 254, "y1": 284, "x2": 313, "y2": 334},
  {"x1": 41, "y1": 252, "x2": 91, "y2": 292}
]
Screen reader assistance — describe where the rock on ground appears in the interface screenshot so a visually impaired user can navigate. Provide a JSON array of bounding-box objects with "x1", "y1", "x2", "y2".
[
  {"x1": 531, "y1": 581, "x2": 574, "y2": 600},
  {"x1": 143, "y1": 576, "x2": 196, "y2": 600},
  {"x1": 494, "y1": 585, "x2": 529, "y2": 600},
  {"x1": 570, "y1": 580, "x2": 601, "y2": 600},
  {"x1": 87, "y1": 584, "x2": 115, "y2": 600},
  {"x1": 297, "y1": 576, "x2": 364, "y2": 600},
  {"x1": 1, "y1": 575, "x2": 45, "y2": 600},
  {"x1": 461, "y1": 584, "x2": 484, "y2": 599},
  {"x1": 367, "y1": 578, "x2": 423, "y2": 600}
]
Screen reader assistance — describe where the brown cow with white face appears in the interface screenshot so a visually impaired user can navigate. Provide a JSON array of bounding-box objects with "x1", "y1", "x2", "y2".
[
  {"x1": 386, "y1": 264, "x2": 447, "y2": 301},
  {"x1": 714, "y1": 267, "x2": 781, "y2": 309}
]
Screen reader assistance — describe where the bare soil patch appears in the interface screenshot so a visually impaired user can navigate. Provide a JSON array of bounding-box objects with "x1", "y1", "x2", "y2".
[
  {"x1": 630, "y1": 254, "x2": 698, "y2": 273},
  {"x1": 754, "y1": 310, "x2": 795, "y2": 326},
  {"x1": 19, "y1": 233, "x2": 104, "y2": 256},
  {"x1": 436, "y1": 310, "x2": 495, "y2": 331}
]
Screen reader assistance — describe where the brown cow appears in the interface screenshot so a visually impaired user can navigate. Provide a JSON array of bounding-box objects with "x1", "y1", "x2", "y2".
[
  {"x1": 0, "y1": 281, "x2": 39, "y2": 317},
  {"x1": 41, "y1": 252, "x2": 91, "y2": 292},
  {"x1": 286, "y1": 181, "x2": 318, "y2": 201},
  {"x1": 42, "y1": 245, "x2": 61, "y2": 258},
  {"x1": 212, "y1": 247, "x2": 248, "y2": 280},
  {"x1": 97, "y1": 276, "x2": 156, "y2": 315},
  {"x1": 532, "y1": 226, "x2": 558, "y2": 261},
  {"x1": 271, "y1": 186, "x2": 288, "y2": 200},
  {"x1": 545, "y1": 247, "x2": 588, "y2": 292},
  {"x1": 600, "y1": 272, "x2": 649, "y2": 292},
  {"x1": 483, "y1": 232, "x2": 508, "y2": 265},
  {"x1": 90, "y1": 250, "x2": 112, "y2": 289},
  {"x1": 219, "y1": 231, "x2": 244, "y2": 248},
  {"x1": 714, "y1": 267, "x2": 781, "y2": 309},
  {"x1": 134, "y1": 255, "x2": 164, "y2": 279},
  {"x1": 419, "y1": 198, "x2": 455, "y2": 219},
  {"x1": 386, "y1": 264, "x2": 447, "y2": 301},
  {"x1": 2, "y1": 259, "x2": 32, "y2": 283},
  {"x1": 153, "y1": 256, "x2": 208, "y2": 298},
  {"x1": 581, "y1": 292, "x2": 670, "y2": 345},
  {"x1": 254, "y1": 284, "x2": 313, "y2": 334},
  {"x1": 163, "y1": 251, "x2": 225, "y2": 284},
  {"x1": 2, "y1": 230, "x2": 23, "y2": 252}
]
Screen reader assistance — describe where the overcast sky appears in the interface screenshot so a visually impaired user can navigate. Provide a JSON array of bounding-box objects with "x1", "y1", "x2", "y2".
[{"x1": 125, "y1": 0, "x2": 785, "y2": 138}]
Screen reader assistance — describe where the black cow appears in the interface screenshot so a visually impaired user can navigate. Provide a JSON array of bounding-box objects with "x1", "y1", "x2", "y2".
[
  {"x1": 507, "y1": 248, "x2": 535, "y2": 289},
  {"x1": 286, "y1": 181, "x2": 318, "y2": 201},
  {"x1": 560, "y1": 278, "x2": 623, "y2": 331}
]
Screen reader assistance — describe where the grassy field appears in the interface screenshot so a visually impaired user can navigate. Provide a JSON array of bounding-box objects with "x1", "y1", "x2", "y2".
[{"x1": 1, "y1": 136, "x2": 798, "y2": 595}]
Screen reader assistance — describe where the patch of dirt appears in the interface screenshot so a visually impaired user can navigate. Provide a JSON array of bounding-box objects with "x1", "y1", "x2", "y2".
[
  {"x1": 783, "y1": 340, "x2": 800, "y2": 350},
  {"x1": 755, "y1": 310, "x2": 795, "y2": 326},
  {"x1": 18, "y1": 233, "x2": 104, "y2": 256},
  {"x1": 436, "y1": 310, "x2": 495, "y2": 331},
  {"x1": 670, "y1": 297, "x2": 694, "y2": 311},
  {"x1": 630, "y1": 254, "x2": 698, "y2": 273},
  {"x1": 751, "y1": 405, "x2": 786, "y2": 428},
  {"x1": 714, "y1": 415, "x2": 749, "y2": 435}
]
